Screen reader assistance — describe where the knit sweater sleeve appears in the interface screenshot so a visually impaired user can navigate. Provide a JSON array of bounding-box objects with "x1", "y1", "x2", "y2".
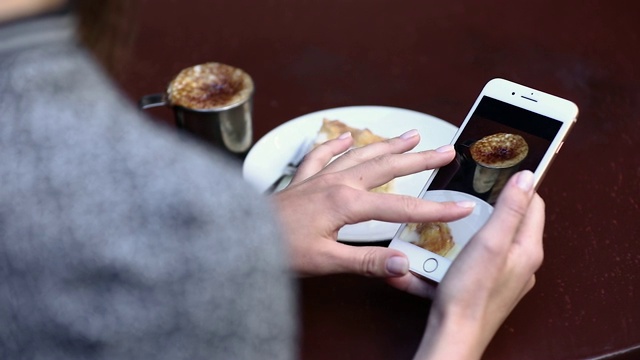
[{"x1": 0, "y1": 19, "x2": 296, "y2": 360}]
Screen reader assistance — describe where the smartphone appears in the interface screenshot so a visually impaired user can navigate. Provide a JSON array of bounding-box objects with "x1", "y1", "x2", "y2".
[{"x1": 388, "y1": 78, "x2": 578, "y2": 283}]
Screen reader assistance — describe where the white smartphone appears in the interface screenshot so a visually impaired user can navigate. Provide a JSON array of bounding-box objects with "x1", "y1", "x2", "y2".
[{"x1": 388, "y1": 78, "x2": 578, "y2": 283}]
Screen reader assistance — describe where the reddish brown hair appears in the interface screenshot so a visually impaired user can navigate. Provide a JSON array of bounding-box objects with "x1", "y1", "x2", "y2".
[{"x1": 74, "y1": 0, "x2": 136, "y2": 77}]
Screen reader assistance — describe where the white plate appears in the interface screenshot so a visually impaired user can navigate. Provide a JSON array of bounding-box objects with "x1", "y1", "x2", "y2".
[
  {"x1": 398, "y1": 190, "x2": 494, "y2": 260},
  {"x1": 243, "y1": 105, "x2": 458, "y2": 242}
]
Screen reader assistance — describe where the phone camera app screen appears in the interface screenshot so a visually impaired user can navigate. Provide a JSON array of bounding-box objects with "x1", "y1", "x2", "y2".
[
  {"x1": 430, "y1": 96, "x2": 562, "y2": 204},
  {"x1": 397, "y1": 96, "x2": 562, "y2": 261}
]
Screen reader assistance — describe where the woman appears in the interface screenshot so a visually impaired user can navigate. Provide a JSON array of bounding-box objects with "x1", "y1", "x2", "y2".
[{"x1": 0, "y1": 1, "x2": 544, "y2": 358}]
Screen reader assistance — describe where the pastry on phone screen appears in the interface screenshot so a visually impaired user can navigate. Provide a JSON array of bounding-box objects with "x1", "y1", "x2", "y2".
[{"x1": 406, "y1": 222, "x2": 454, "y2": 257}]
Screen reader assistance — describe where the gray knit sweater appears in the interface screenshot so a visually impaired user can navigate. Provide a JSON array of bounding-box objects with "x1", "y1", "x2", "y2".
[{"x1": 0, "y1": 13, "x2": 295, "y2": 360}]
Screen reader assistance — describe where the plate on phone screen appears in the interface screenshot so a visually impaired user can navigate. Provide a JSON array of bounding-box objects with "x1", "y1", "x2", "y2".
[
  {"x1": 398, "y1": 190, "x2": 494, "y2": 260},
  {"x1": 242, "y1": 105, "x2": 458, "y2": 242}
]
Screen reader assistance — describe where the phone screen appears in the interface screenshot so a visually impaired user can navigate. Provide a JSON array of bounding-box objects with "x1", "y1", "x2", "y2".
[
  {"x1": 427, "y1": 96, "x2": 562, "y2": 205},
  {"x1": 393, "y1": 95, "x2": 564, "y2": 264}
]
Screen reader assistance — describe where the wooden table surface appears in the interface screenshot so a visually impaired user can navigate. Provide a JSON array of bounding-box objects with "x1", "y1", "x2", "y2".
[{"x1": 119, "y1": 1, "x2": 640, "y2": 358}]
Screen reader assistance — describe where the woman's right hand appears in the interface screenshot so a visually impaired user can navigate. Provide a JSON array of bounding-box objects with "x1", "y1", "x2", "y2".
[{"x1": 414, "y1": 170, "x2": 545, "y2": 360}]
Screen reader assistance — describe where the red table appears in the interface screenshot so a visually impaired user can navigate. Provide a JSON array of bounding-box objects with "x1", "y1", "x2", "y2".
[{"x1": 120, "y1": 1, "x2": 640, "y2": 358}]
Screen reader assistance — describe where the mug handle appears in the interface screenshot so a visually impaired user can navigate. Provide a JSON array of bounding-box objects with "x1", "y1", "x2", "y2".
[{"x1": 138, "y1": 93, "x2": 167, "y2": 110}]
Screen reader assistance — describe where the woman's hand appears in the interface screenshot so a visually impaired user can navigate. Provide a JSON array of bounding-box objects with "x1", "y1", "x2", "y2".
[
  {"x1": 414, "y1": 170, "x2": 545, "y2": 359},
  {"x1": 272, "y1": 130, "x2": 475, "y2": 297}
]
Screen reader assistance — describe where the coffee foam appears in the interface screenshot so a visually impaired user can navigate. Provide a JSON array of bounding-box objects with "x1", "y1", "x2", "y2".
[
  {"x1": 470, "y1": 133, "x2": 529, "y2": 168},
  {"x1": 167, "y1": 62, "x2": 253, "y2": 110}
]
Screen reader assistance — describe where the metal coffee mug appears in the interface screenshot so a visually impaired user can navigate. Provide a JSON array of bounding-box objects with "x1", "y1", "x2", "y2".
[
  {"x1": 139, "y1": 64, "x2": 254, "y2": 154},
  {"x1": 472, "y1": 162, "x2": 521, "y2": 202}
]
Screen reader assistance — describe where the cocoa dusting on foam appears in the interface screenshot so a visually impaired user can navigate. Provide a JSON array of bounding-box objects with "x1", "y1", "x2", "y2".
[
  {"x1": 470, "y1": 133, "x2": 529, "y2": 168},
  {"x1": 167, "y1": 62, "x2": 253, "y2": 110}
]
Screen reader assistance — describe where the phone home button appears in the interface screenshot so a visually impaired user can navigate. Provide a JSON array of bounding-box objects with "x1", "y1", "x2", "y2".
[{"x1": 423, "y1": 258, "x2": 439, "y2": 273}]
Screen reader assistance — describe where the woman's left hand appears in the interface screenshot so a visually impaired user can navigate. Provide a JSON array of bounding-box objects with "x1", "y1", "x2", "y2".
[{"x1": 272, "y1": 130, "x2": 475, "y2": 297}]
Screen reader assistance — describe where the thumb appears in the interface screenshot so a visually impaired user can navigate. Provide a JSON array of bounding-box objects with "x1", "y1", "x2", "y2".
[{"x1": 334, "y1": 244, "x2": 410, "y2": 278}]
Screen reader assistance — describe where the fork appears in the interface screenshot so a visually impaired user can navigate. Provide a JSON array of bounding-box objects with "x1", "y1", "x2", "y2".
[{"x1": 264, "y1": 138, "x2": 314, "y2": 194}]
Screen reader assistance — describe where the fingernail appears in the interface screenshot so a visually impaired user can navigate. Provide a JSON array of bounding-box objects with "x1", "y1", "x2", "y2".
[
  {"x1": 456, "y1": 201, "x2": 476, "y2": 208},
  {"x1": 386, "y1": 256, "x2": 409, "y2": 276},
  {"x1": 400, "y1": 129, "x2": 419, "y2": 140},
  {"x1": 435, "y1": 144, "x2": 454, "y2": 153},
  {"x1": 338, "y1": 131, "x2": 352, "y2": 140},
  {"x1": 516, "y1": 170, "x2": 534, "y2": 191}
]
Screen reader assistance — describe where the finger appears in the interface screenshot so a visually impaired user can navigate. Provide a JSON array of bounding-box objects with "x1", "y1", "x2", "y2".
[
  {"x1": 386, "y1": 273, "x2": 438, "y2": 298},
  {"x1": 330, "y1": 187, "x2": 476, "y2": 225},
  {"x1": 317, "y1": 242, "x2": 434, "y2": 286},
  {"x1": 291, "y1": 132, "x2": 353, "y2": 184},
  {"x1": 336, "y1": 145, "x2": 456, "y2": 190},
  {"x1": 510, "y1": 194, "x2": 545, "y2": 272},
  {"x1": 323, "y1": 243, "x2": 408, "y2": 277},
  {"x1": 513, "y1": 193, "x2": 545, "y2": 249},
  {"x1": 474, "y1": 170, "x2": 536, "y2": 253},
  {"x1": 322, "y1": 129, "x2": 422, "y2": 173}
]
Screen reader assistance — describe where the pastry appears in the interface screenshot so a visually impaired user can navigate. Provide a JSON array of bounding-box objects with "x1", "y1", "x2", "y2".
[
  {"x1": 407, "y1": 222, "x2": 454, "y2": 256},
  {"x1": 315, "y1": 119, "x2": 392, "y2": 193}
]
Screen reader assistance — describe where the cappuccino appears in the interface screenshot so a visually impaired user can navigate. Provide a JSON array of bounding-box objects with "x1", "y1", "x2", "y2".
[
  {"x1": 167, "y1": 62, "x2": 253, "y2": 110},
  {"x1": 470, "y1": 133, "x2": 529, "y2": 195},
  {"x1": 470, "y1": 133, "x2": 528, "y2": 168}
]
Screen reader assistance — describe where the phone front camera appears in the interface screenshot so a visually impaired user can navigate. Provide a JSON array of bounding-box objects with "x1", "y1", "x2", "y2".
[{"x1": 511, "y1": 92, "x2": 515, "y2": 95}]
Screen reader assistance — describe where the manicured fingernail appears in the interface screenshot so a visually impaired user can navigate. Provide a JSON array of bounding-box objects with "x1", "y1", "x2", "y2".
[
  {"x1": 386, "y1": 256, "x2": 409, "y2": 276},
  {"x1": 516, "y1": 170, "x2": 534, "y2": 191},
  {"x1": 338, "y1": 131, "x2": 352, "y2": 140},
  {"x1": 400, "y1": 129, "x2": 419, "y2": 140},
  {"x1": 435, "y1": 144, "x2": 455, "y2": 153},
  {"x1": 456, "y1": 201, "x2": 476, "y2": 208}
]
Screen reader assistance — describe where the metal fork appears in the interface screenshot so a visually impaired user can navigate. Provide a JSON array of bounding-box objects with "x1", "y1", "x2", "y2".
[{"x1": 264, "y1": 138, "x2": 314, "y2": 194}]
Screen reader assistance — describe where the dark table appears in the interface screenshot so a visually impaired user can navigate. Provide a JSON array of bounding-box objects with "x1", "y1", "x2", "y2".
[{"x1": 119, "y1": 1, "x2": 640, "y2": 358}]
